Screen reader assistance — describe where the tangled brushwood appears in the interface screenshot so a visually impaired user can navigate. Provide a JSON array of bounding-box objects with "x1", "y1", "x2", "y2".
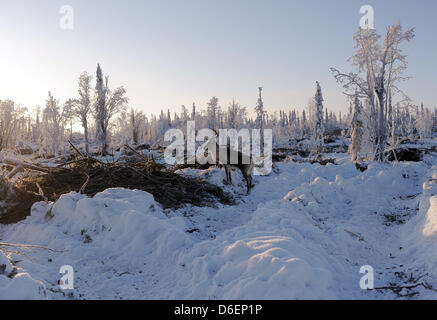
[{"x1": 0, "y1": 144, "x2": 233, "y2": 224}]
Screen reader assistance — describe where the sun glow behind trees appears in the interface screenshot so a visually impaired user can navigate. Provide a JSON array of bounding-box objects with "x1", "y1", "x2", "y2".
[{"x1": 1, "y1": 1, "x2": 436, "y2": 118}]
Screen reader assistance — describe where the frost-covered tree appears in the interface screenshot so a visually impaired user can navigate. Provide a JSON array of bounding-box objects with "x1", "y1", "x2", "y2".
[
  {"x1": 391, "y1": 104, "x2": 400, "y2": 150},
  {"x1": 41, "y1": 92, "x2": 65, "y2": 157},
  {"x1": 0, "y1": 100, "x2": 16, "y2": 150},
  {"x1": 129, "y1": 108, "x2": 140, "y2": 145},
  {"x1": 415, "y1": 103, "x2": 433, "y2": 140},
  {"x1": 313, "y1": 81, "x2": 325, "y2": 155},
  {"x1": 93, "y1": 64, "x2": 129, "y2": 155},
  {"x1": 191, "y1": 103, "x2": 196, "y2": 121},
  {"x1": 63, "y1": 99, "x2": 75, "y2": 141},
  {"x1": 301, "y1": 110, "x2": 308, "y2": 136},
  {"x1": 94, "y1": 64, "x2": 107, "y2": 154},
  {"x1": 226, "y1": 99, "x2": 246, "y2": 129},
  {"x1": 255, "y1": 87, "x2": 265, "y2": 129},
  {"x1": 404, "y1": 104, "x2": 416, "y2": 138},
  {"x1": 180, "y1": 105, "x2": 189, "y2": 121},
  {"x1": 113, "y1": 111, "x2": 129, "y2": 145},
  {"x1": 349, "y1": 93, "x2": 364, "y2": 162},
  {"x1": 254, "y1": 87, "x2": 266, "y2": 152},
  {"x1": 206, "y1": 96, "x2": 220, "y2": 130},
  {"x1": 167, "y1": 109, "x2": 171, "y2": 129},
  {"x1": 73, "y1": 72, "x2": 93, "y2": 153},
  {"x1": 332, "y1": 23, "x2": 415, "y2": 161},
  {"x1": 32, "y1": 106, "x2": 41, "y2": 143},
  {"x1": 325, "y1": 108, "x2": 329, "y2": 131},
  {"x1": 0, "y1": 100, "x2": 28, "y2": 150}
]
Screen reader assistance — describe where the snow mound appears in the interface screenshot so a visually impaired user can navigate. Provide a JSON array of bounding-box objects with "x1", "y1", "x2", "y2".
[
  {"x1": 45, "y1": 188, "x2": 192, "y2": 269},
  {"x1": 0, "y1": 251, "x2": 46, "y2": 300},
  {"x1": 0, "y1": 251, "x2": 13, "y2": 275},
  {"x1": 1, "y1": 157, "x2": 437, "y2": 299},
  {"x1": 1, "y1": 188, "x2": 193, "y2": 298},
  {"x1": 0, "y1": 272, "x2": 46, "y2": 300},
  {"x1": 177, "y1": 235, "x2": 334, "y2": 299},
  {"x1": 401, "y1": 168, "x2": 437, "y2": 295}
]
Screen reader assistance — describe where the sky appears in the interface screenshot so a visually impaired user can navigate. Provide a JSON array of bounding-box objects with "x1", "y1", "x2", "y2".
[{"x1": 0, "y1": 0, "x2": 436, "y2": 118}]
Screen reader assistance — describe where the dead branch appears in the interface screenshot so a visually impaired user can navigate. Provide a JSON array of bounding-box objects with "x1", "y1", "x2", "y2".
[
  {"x1": 372, "y1": 282, "x2": 437, "y2": 298},
  {"x1": 124, "y1": 144, "x2": 149, "y2": 162},
  {"x1": 1, "y1": 150, "x2": 234, "y2": 224},
  {"x1": 344, "y1": 229, "x2": 366, "y2": 242},
  {"x1": 36, "y1": 182, "x2": 48, "y2": 202},
  {"x1": 3, "y1": 158, "x2": 49, "y2": 173},
  {"x1": 67, "y1": 140, "x2": 104, "y2": 166},
  {"x1": 7, "y1": 164, "x2": 23, "y2": 179},
  {"x1": 68, "y1": 139, "x2": 84, "y2": 158},
  {"x1": 79, "y1": 173, "x2": 90, "y2": 194}
]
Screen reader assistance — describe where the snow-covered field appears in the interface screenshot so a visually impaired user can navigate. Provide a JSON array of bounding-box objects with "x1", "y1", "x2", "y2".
[{"x1": 1, "y1": 149, "x2": 437, "y2": 299}]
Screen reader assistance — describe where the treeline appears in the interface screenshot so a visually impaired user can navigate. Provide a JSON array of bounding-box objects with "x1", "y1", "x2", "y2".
[
  {"x1": 1, "y1": 20, "x2": 436, "y2": 162},
  {"x1": 0, "y1": 77, "x2": 434, "y2": 159}
]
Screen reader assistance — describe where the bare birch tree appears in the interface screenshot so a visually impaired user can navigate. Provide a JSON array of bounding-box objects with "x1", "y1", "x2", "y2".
[
  {"x1": 73, "y1": 72, "x2": 93, "y2": 153},
  {"x1": 331, "y1": 23, "x2": 414, "y2": 161}
]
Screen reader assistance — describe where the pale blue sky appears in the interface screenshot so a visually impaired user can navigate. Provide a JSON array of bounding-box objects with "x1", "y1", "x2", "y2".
[{"x1": 0, "y1": 0, "x2": 435, "y2": 117}]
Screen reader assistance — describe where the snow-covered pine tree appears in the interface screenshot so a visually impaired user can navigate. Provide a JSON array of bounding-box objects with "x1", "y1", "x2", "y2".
[
  {"x1": 167, "y1": 109, "x2": 172, "y2": 129},
  {"x1": 313, "y1": 81, "x2": 325, "y2": 155},
  {"x1": 181, "y1": 105, "x2": 189, "y2": 121},
  {"x1": 93, "y1": 64, "x2": 128, "y2": 155},
  {"x1": 255, "y1": 87, "x2": 264, "y2": 128},
  {"x1": 415, "y1": 103, "x2": 433, "y2": 140},
  {"x1": 207, "y1": 96, "x2": 220, "y2": 130},
  {"x1": 227, "y1": 99, "x2": 241, "y2": 129},
  {"x1": 191, "y1": 103, "x2": 196, "y2": 121},
  {"x1": 254, "y1": 87, "x2": 265, "y2": 153},
  {"x1": 129, "y1": 108, "x2": 139, "y2": 145},
  {"x1": 94, "y1": 64, "x2": 107, "y2": 155},
  {"x1": 302, "y1": 110, "x2": 307, "y2": 136},
  {"x1": 291, "y1": 110, "x2": 296, "y2": 126},
  {"x1": 325, "y1": 108, "x2": 329, "y2": 131}
]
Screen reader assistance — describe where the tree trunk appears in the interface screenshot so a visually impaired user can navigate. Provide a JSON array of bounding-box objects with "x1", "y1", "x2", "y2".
[
  {"x1": 70, "y1": 121, "x2": 73, "y2": 141},
  {"x1": 375, "y1": 92, "x2": 386, "y2": 162},
  {"x1": 83, "y1": 119, "x2": 89, "y2": 154},
  {"x1": 99, "y1": 122, "x2": 108, "y2": 156}
]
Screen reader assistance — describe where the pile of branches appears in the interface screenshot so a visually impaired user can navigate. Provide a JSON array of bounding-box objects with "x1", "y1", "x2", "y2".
[{"x1": 0, "y1": 143, "x2": 233, "y2": 224}]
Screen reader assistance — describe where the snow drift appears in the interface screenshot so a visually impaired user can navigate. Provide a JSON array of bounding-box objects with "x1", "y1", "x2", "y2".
[{"x1": 1, "y1": 156, "x2": 437, "y2": 299}]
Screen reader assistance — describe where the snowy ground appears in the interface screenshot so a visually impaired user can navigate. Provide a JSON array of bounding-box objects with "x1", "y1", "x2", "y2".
[{"x1": 1, "y1": 147, "x2": 437, "y2": 299}]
